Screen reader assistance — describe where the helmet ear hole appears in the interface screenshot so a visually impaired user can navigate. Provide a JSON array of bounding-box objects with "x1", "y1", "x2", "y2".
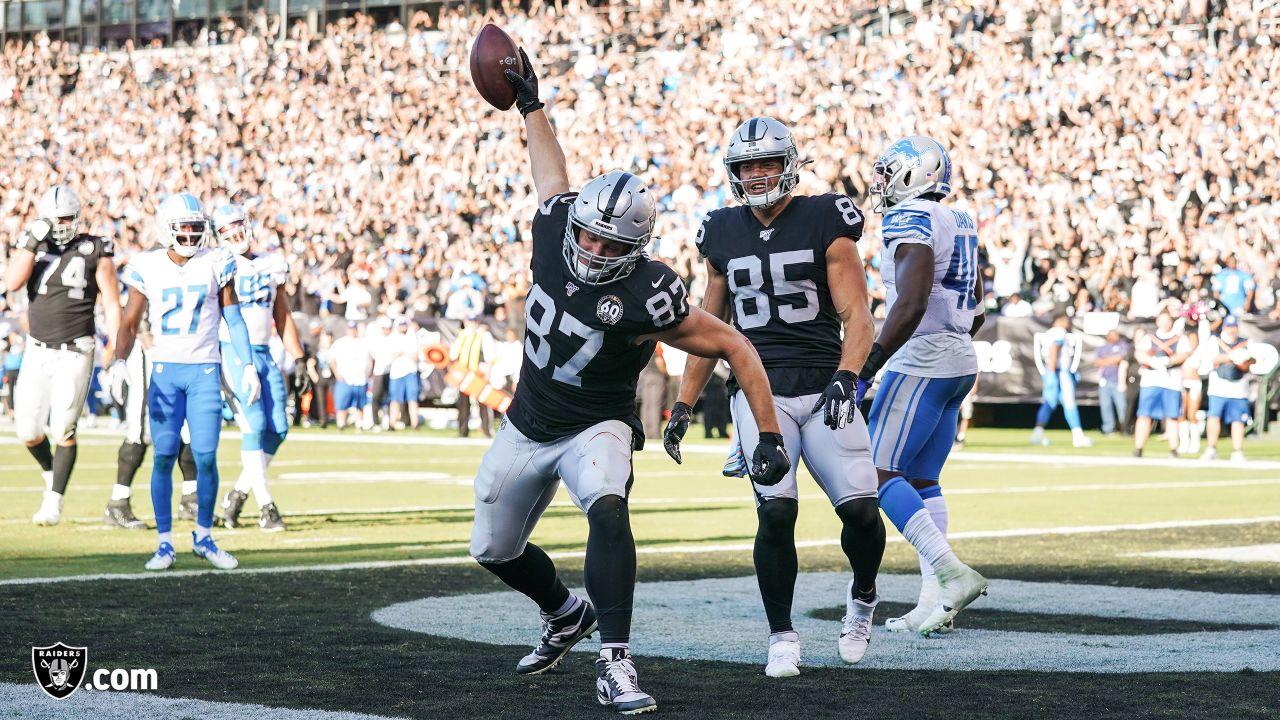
[{"x1": 903, "y1": 170, "x2": 913, "y2": 187}]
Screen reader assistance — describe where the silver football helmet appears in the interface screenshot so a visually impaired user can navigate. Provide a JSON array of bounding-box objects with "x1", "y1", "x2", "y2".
[
  {"x1": 155, "y1": 193, "x2": 208, "y2": 258},
  {"x1": 562, "y1": 171, "x2": 655, "y2": 285},
  {"x1": 37, "y1": 185, "x2": 82, "y2": 244},
  {"x1": 870, "y1": 136, "x2": 953, "y2": 213},
  {"x1": 210, "y1": 203, "x2": 251, "y2": 256},
  {"x1": 724, "y1": 117, "x2": 800, "y2": 209}
]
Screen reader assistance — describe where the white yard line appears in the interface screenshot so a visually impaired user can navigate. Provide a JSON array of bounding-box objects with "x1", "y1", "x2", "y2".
[
  {"x1": 1129, "y1": 543, "x2": 1280, "y2": 563},
  {"x1": 2, "y1": 515, "x2": 1277, "y2": 587}
]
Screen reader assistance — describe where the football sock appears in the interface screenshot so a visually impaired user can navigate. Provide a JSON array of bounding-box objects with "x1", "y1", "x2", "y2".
[
  {"x1": 51, "y1": 443, "x2": 77, "y2": 494},
  {"x1": 181, "y1": 480, "x2": 197, "y2": 496},
  {"x1": 28, "y1": 438, "x2": 54, "y2": 473},
  {"x1": 754, "y1": 498, "x2": 799, "y2": 634},
  {"x1": 881, "y1": 477, "x2": 960, "y2": 574},
  {"x1": 878, "y1": 476, "x2": 926, "y2": 533},
  {"x1": 158, "y1": 531, "x2": 173, "y2": 546},
  {"x1": 193, "y1": 451, "x2": 219, "y2": 529},
  {"x1": 253, "y1": 451, "x2": 273, "y2": 507},
  {"x1": 479, "y1": 543, "x2": 571, "y2": 615},
  {"x1": 111, "y1": 484, "x2": 131, "y2": 501},
  {"x1": 550, "y1": 594, "x2": 581, "y2": 618},
  {"x1": 1035, "y1": 401, "x2": 1053, "y2": 428},
  {"x1": 235, "y1": 449, "x2": 262, "y2": 494},
  {"x1": 178, "y1": 443, "x2": 197, "y2": 486},
  {"x1": 1064, "y1": 403, "x2": 1083, "y2": 430},
  {"x1": 117, "y1": 442, "x2": 147, "y2": 488},
  {"x1": 918, "y1": 487, "x2": 949, "y2": 579},
  {"x1": 585, "y1": 495, "x2": 636, "y2": 645},
  {"x1": 600, "y1": 643, "x2": 629, "y2": 654},
  {"x1": 194, "y1": 525, "x2": 211, "y2": 542},
  {"x1": 41, "y1": 470, "x2": 53, "y2": 493},
  {"x1": 151, "y1": 453, "x2": 177, "y2": 534},
  {"x1": 769, "y1": 630, "x2": 799, "y2": 645},
  {"x1": 834, "y1": 497, "x2": 884, "y2": 599}
]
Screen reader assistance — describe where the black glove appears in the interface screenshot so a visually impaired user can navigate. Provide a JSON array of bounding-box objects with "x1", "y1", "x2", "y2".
[
  {"x1": 750, "y1": 432, "x2": 790, "y2": 486},
  {"x1": 293, "y1": 370, "x2": 312, "y2": 396},
  {"x1": 503, "y1": 47, "x2": 544, "y2": 117},
  {"x1": 812, "y1": 370, "x2": 859, "y2": 429},
  {"x1": 662, "y1": 401, "x2": 692, "y2": 464}
]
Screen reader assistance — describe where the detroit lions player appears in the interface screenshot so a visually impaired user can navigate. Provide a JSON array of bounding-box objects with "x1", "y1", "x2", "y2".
[
  {"x1": 1030, "y1": 313, "x2": 1093, "y2": 448},
  {"x1": 6, "y1": 185, "x2": 121, "y2": 526},
  {"x1": 665, "y1": 117, "x2": 885, "y2": 676},
  {"x1": 209, "y1": 204, "x2": 305, "y2": 532},
  {"x1": 859, "y1": 137, "x2": 988, "y2": 636},
  {"x1": 109, "y1": 193, "x2": 260, "y2": 570},
  {"x1": 474, "y1": 49, "x2": 790, "y2": 716}
]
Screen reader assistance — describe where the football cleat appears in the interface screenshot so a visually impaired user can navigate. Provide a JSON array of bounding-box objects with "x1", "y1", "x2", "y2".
[
  {"x1": 32, "y1": 491, "x2": 63, "y2": 526},
  {"x1": 886, "y1": 575, "x2": 956, "y2": 635},
  {"x1": 595, "y1": 648, "x2": 657, "y2": 715},
  {"x1": 1230, "y1": 450, "x2": 1247, "y2": 465},
  {"x1": 839, "y1": 583, "x2": 876, "y2": 664},
  {"x1": 259, "y1": 503, "x2": 286, "y2": 532},
  {"x1": 1201, "y1": 447, "x2": 1218, "y2": 462},
  {"x1": 764, "y1": 638, "x2": 800, "y2": 678},
  {"x1": 918, "y1": 564, "x2": 987, "y2": 637},
  {"x1": 1072, "y1": 435, "x2": 1093, "y2": 448},
  {"x1": 516, "y1": 599, "x2": 597, "y2": 674},
  {"x1": 178, "y1": 493, "x2": 198, "y2": 521},
  {"x1": 1029, "y1": 428, "x2": 1049, "y2": 447},
  {"x1": 145, "y1": 542, "x2": 176, "y2": 571},
  {"x1": 104, "y1": 500, "x2": 146, "y2": 529},
  {"x1": 192, "y1": 532, "x2": 239, "y2": 570},
  {"x1": 221, "y1": 489, "x2": 249, "y2": 528}
]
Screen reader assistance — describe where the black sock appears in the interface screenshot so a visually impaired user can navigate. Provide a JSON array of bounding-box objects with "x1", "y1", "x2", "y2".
[
  {"x1": 585, "y1": 495, "x2": 637, "y2": 645},
  {"x1": 479, "y1": 544, "x2": 570, "y2": 615},
  {"x1": 28, "y1": 438, "x2": 53, "y2": 473},
  {"x1": 754, "y1": 499, "x2": 799, "y2": 634},
  {"x1": 117, "y1": 442, "x2": 148, "y2": 489},
  {"x1": 836, "y1": 497, "x2": 886, "y2": 600},
  {"x1": 178, "y1": 443, "x2": 197, "y2": 488},
  {"x1": 51, "y1": 444, "x2": 78, "y2": 495}
]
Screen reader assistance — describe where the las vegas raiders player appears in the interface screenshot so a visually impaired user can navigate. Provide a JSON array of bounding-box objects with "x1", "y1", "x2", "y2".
[
  {"x1": 664, "y1": 117, "x2": 886, "y2": 677},
  {"x1": 471, "y1": 49, "x2": 790, "y2": 716},
  {"x1": 5, "y1": 185, "x2": 122, "y2": 526}
]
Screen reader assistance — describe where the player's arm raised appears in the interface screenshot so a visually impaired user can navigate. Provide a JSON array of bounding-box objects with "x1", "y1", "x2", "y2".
[
  {"x1": 640, "y1": 307, "x2": 789, "y2": 485},
  {"x1": 5, "y1": 220, "x2": 50, "y2": 292},
  {"x1": 811, "y1": 236, "x2": 875, "y2": 429},
  {"x1": 858, "y1": 242, "x2": 933, "y2": 384},
  {"x1": 665, "y1": 261, "x2": 731, "y2": 459},
  {"x1": 505, "y1": 48, "x2": 568, "y2": 204}
]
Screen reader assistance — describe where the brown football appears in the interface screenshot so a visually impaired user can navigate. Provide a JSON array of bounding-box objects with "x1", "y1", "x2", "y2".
[{"x1": 469, "y1": 24, "x2": 524, "y2": 111}]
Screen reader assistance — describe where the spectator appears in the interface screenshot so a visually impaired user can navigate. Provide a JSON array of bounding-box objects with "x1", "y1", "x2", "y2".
[
  {"x1": 451, "y1": 316, "x2": 495, "y2": 438},
  {"x1": 1094, "y1": 329, "x2": 1131, "y2": 436},
  {"x1": 329, "y1": 321, "x2": 372, "y2": 431},
  {"x1": 1202, "y1": 316, "x2": 1255, "y2": 463},
  {"x1": 1000, "y1": 293, "x2": 1033, "y2": 318},
  {"x1": 1212, "y1": 255, "x2": 1256, "y2": 317}
]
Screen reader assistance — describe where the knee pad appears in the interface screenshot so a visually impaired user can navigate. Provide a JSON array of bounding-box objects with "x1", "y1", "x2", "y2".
[
  {"x1": 586, "y1": 494, "x2": 629, "y2": 527},
  {"x1": 835, "y1": 496, "x2": 880, "y2": 528},
  {"x1": 756, "y1": 498, "x2": 799, "y2": 533},
  {"x1": 193, "y1": 451, "x2": 218, "y2": 475}
]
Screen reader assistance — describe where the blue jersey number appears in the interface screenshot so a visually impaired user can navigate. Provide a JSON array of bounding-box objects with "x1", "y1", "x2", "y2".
[
  {"x1": 237, "y1": 273, "x2": 273, "y2": 308},
  {"x1": 160, "y1": 285, "x2": 211, "y2": 335},
  {"x1": 942, "y1": 234, "x2": 979, "y2": 309}
]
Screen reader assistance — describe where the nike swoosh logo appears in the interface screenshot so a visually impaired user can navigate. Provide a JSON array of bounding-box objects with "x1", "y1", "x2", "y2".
[
  {"x1": 651, "y1": 277, "x2": 663, "y2": 288},
  {"x1": 835, "y1": 382, "x2": 846, "y2": 394},
  {"x1": 204, "y1": 368, "x2": 214, "y2": 374}
]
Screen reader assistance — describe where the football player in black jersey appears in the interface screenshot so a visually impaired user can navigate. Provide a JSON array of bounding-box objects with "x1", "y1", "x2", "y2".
[
  {"x1": 664, "y1": 117, "x2": 886, "y2": 676},
  {"x1": 469, "y1": 49, "x2": 790, "y2": 716},
  {"x1": 5, "y1": 185, "x2": 122, "y2": 526}
]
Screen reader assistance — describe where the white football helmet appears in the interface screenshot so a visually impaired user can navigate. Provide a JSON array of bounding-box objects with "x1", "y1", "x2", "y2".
[
  {"x1": 210, "y1": 204, "x2": 251, "y2": 256},
  {"x1": 870, "y1": 136, "x2": 953, "y2": 213},
  {"x1": 724, "y1": 117, "x2": 801, "y2": 209},
  {"x1": 155, "y1": 193, "x2": 208, "y2": 258},
  {"x1": 37, "y1": 185, "x2": 82, "y2": 244},
  {"x1": 562, "y1": 171, "x2": 655, "y2": 285}
]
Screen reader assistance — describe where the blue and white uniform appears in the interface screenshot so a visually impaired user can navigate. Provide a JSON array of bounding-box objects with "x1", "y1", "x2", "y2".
[
  {"x1": 1035, "y1": 325, "x2": 1084, "y2": 432},
  {"x1": 1207, "y1": 335, "x2": 1252, "y2": 424},
  {"x1": 867, "y1": 198, "x2": 980, "y2": 481},
  {"x1": 219, "y1": 252, "x2": 290, "y2": 454}
]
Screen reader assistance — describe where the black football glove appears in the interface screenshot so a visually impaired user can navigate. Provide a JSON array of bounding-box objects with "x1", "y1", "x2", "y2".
[
  {"x1": 663, "y1": 401, "x2": 692, "y2": 464},
  {"x1": 503, "y1": 47, "x2": 544, "y2": 117},
  {"x1": 750, "y1": 432, "x2": 790, "y2": 486},
  {"x1": 293, "y1": 370, "x2": 312, "y2": 397},
  {"x1": 812, "y1": 370, "x2": 860, "y2": 429}
]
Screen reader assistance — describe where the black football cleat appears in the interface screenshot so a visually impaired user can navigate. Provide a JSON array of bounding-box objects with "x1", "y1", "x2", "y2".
[
  {"x1": 516, "y1": 600, "x2": 597, "y2": 674},
  {"x1": 259, "y1": 502, "x2": 286, "y2": 532},
  {"x1": 104, "y1": 500, "x2": 146, "y2": 529},
  {"x1": 221, "y1": 490, "x2": 249, "y2": 528},
  {"x1": 178, "y1": 492, "x2": 198, "y2": 521}
]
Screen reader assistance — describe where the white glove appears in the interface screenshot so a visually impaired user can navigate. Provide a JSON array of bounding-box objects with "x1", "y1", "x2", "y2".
[
  {"x1": 240, "y1": 364, "x2": 262, "y2": 405},
  {"x1": 17, "y1": 220, "x2": 51, "y2": 253},
  {"x1": 106, "y1": 360, "x2": 128, "y2": 406}
]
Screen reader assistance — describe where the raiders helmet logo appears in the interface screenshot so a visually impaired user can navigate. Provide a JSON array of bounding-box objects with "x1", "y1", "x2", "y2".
[
  {"x1": 32, "y1": 642, "x2": 88, "y2": 699},
  {"x1": 596, "y1": 295, "x2": 624, "y2": 325}
]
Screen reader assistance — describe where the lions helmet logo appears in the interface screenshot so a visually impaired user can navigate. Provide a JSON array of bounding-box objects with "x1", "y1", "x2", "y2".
[
  {"x1": 596, "y1": 295, "x2": 624, "y2": 326},
  {"x1": 32, "y1": 642, "x2": 88, "y2": 699}
]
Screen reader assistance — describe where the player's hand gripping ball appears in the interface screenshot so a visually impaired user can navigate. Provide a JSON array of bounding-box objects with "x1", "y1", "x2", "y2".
[{"x1": 469, "y1": 24, "x2": 525, "y2": 111}]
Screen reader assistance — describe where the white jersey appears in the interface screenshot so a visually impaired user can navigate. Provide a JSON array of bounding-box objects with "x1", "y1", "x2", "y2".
[
  {"x1": 330, "y1": 336, "x2": 372, "y2": 385},
  {"x1": 369, "y1": 330, "x2": 397, "y2": 375},
  {"x1": 1040, "y1": 326, "x2": 1080, "y2": 373},
  {"x1": 219, "y1": 252, "x2": 289, "y2": 346},
  {"x1": 1137, "y1": 330, "x2": 1191, "y2": 391},
  {"x1": 388, "y1": 330, "x2": 421, "y2": 379},
  {"x1": 1207, "y1": 336, "x2": 1251, "y2": 400},
  {"x1": 879, "y1": 198, "x2": 979, "y2": 378},
  {"x1": 122, "y1": 247, "x2": 235, "y2": 364}
]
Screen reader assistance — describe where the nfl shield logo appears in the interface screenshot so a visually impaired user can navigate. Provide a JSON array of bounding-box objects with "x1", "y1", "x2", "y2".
[{"x1": 32, "y1": 642, "x2": 88, "y2": 699}]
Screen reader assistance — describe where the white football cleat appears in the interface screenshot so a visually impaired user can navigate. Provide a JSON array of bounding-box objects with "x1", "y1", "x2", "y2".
[
  {"x1": 192, "y1": 532, "x2": 239, "y2": 570},
  {"x1": 1230, "y1": 450, "x2": 1247, "y2": 465},
  {"x1": 839, "y1": 582, "x2": 876, "y2": 664},
  {"x1": 886, "y1": 575, "x2": 938, "y2": 634},
  {"x1": 145, "y1": 542, "x2": 176, "y2": 571},
  {"x1": 32, "y1": 491, "x2": 63, "y2": 526},
  {"x1": 765, "y1": 638, "x2": 800, "y2": 678},
  {"x1": 1200, "y1": 447, "x2": 1218, "y2": 461},
  {"x1": 1072, "y1": 433, "x2": 1093, "y2": 448},
  {"x1": 919, "y1": 564, "x2": 988, "y2": 637},
  {"x1": 1030, "y1": 428, "x2": 1049, "y2": 446}
]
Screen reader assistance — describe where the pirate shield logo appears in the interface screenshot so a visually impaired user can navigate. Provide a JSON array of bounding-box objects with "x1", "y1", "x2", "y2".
[{"x1": 32, "y1": 642, "x2": 88, "y2": 699}]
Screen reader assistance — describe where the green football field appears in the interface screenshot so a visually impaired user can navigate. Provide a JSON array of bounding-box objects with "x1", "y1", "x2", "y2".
[{"x1": 2, "y1": 424, "x2": 1279, "y2": 718}]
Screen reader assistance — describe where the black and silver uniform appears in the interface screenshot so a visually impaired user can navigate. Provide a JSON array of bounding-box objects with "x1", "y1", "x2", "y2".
[
  {"x1": 505, "y1": 193, "x2": 690, "y2": 446},
  {"x1": 696, "y1": 193, "x2": 864, "y2": 397},
  {"x1": 25, "y1": 233, "x2": 113, "y2": 345}
]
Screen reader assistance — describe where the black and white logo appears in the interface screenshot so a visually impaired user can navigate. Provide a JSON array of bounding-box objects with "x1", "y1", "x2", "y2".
[
  {"x1": 596, "y1": 295, "x2": 624, "y2": 325},
  {"x1": 32, "y1": 642, "x2": 87, "y2": 699},
  {"x1": 759, "y1": 229, "x2": 775, "y2": 242},
  {"x1": 78, "y1": 240, "x2": 95, "y2": 255},
  {"x1": 565, "y1": 281, "x2": 579, "y2": 297}
]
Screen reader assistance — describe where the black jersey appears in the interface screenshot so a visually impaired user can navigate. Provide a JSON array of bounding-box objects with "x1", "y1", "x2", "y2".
[
  {"x1": 505, "y1": 193, "x2": 690, "y2": 446},
  {"x1": 26, "y1": 233, "x2": 114, "y2": 345},
  {"x1": 696, "y1": 193, "x2": 864, "y2": 397}
]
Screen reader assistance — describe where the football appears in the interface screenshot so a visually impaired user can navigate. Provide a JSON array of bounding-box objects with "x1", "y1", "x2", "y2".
[{"x1": 469, "y1": 23, "x2": 524, "y2": 111}]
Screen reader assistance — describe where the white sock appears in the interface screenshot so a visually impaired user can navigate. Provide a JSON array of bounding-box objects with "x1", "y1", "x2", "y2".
[
  {"x1": 768, "y1": 631, "x2": 798, "y2": 645},
  {"x1": 902, "y1": 510, "x2": 958, "y2": 575},
  {"x1": 194, "y1": 525, "x2": 211, "y2": 542},
  {"x1": 264, "y1": 452, "x2": 275, "y2": 468},
  {"x1": 253, "y1": 458, "x2": 274, "y2": 507},
  {"x1": 235, "y1": 450, "x2": 262, "y2": 494},
  {"x1": 111, "y1": 484, "x2": 132, "y2": 501},
  {"x1": 182, "y1": 480, "x2": 197, "y2": 496},
  {"x1": 158, "y1": 531, "x2": 173, "y2": 546},
  {"x1": 41, "y1": 470, "x2": 54, "y2": 492},
  {"x1": 918, "y1": 496, "x2": 949, "y2": 579}
]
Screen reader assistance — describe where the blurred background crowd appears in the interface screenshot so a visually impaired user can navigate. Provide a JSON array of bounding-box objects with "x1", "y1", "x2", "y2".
[{"x1": 0, "y1": 0, "x2": 1277, "y2": 430}]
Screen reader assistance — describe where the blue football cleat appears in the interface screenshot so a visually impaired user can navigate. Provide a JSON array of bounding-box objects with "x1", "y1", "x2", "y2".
[
  {"x1": 145, "y1": 542, "x2": 176, "y2": 571},
  {"x1": 192, "y1": 532, "x2": 239, "y2": 570}
]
